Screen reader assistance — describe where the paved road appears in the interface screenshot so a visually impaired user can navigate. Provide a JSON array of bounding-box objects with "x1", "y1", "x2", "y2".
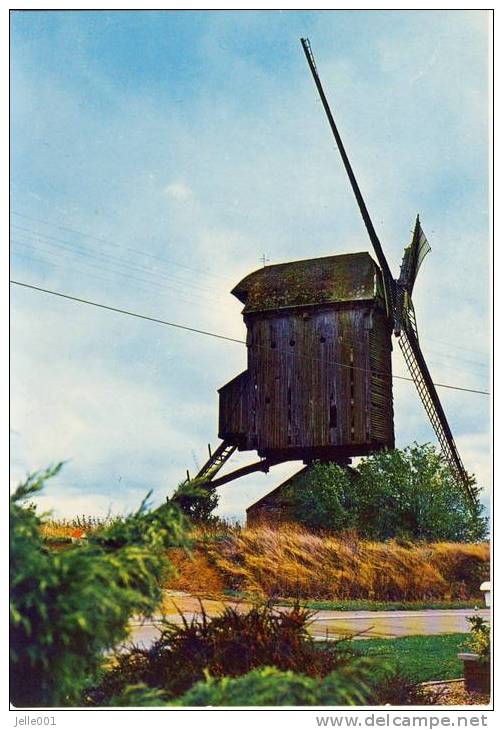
[{"x1": 125, "y1": 592, "x2": 490, "y2": 649}]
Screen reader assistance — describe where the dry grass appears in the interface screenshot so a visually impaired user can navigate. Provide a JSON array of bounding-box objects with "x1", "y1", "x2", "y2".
[
  {"x1": 41, "y1": 518, "x2": 489, "y2": 602},
  {"x1": 165, "y1": 524, "x2": 489, "y2": 602},
  {"x1": 40, "y1": 523, "x2": 87, "y2": 540},
  {"x1": 167, "y1": 547, "x2": 225, "y2": 594},
  {"x1": 40, "y1": 515, "x2": 114, "y2": 541}
]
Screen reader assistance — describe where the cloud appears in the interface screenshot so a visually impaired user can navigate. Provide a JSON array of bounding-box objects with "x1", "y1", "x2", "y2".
[{"x1": 163, "y1": 182, "x2": 194, "y2": 202}]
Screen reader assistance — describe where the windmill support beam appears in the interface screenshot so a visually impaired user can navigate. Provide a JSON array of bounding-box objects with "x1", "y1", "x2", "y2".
[{"x1": 200, "y1": 457, "x2": 285, "y2": 490}]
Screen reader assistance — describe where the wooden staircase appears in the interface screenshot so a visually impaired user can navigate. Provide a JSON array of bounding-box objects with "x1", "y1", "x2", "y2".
[{"x1": 185, "y1": 441, "x2": 237, "y2": 486}]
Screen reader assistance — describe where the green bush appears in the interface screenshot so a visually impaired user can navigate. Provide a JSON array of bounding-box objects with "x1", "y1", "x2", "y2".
[
  {"x1": 170, "y1": 478, "x2": 219, "y2": 523},
  {"x1": 464, "y1": 616, "x2": 490, "y2": 662},
  {"x1": 285, "y1": 444, "x2": 487, "y2": 541},
  {"x1": 100, "y1": 684, "x2": 167, "y2": 707},
  {"x1": 10, "y1": 465, "x2": 188, "y2": 707},
  {"x1": 91, "y1": 602, "x2": 362, "y2": 703},
  {"x1": 174, "y1": 663, "x2": 398, "y2": 707}
]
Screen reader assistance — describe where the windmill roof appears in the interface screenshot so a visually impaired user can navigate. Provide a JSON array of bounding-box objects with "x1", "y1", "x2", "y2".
[{"x1": 232, "y1": 252, "x2": 384, "y2": 314}]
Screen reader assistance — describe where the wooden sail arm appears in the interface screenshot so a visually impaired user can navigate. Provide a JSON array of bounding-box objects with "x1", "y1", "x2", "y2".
[{"x1": 300, "y1": 37, "x2": 395, "y2": 315}]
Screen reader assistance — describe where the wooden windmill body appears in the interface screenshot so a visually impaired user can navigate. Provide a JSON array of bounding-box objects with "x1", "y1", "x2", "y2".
[{"x1": 219, "y1": 253, "x2": 394, "y2": 463}]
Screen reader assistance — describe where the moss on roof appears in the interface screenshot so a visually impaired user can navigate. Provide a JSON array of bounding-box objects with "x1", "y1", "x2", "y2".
[{"x1": 232, "y1": 252, "x2": 383, "y2": 313}]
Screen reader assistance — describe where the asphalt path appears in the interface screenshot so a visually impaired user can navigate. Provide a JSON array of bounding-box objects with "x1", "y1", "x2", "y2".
[{"x1": 124, "y1": 592, "x2": 490, "y2": 649}]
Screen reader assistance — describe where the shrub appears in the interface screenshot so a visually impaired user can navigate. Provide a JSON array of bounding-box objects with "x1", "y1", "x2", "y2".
[
  {"x1": 10, "y1": 465, "x2": 188, "y2": 707},
  {"x1": 100, "y1": 684, "x2": 167, "y2": 707},
  {"x1": 284, "y1": 444, "x2": 487, "y2": 542},
  {"x1": 174, "y1": 663, "x2": 402, "y2": 707},
  {"x1": 170, "y1": 478, "x2": 219, "y2": 523},
  {"x1": 464, "y1": 616, "x2": 490, "y2": 662},
  {"x1": 90, "y1": 601, "x2": 362, "y2": 703}
]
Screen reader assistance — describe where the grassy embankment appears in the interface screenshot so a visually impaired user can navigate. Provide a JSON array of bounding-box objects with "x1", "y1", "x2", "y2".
[
  {"x1": 41, "y1": 519, "x2": 489, "y2": 608},
  {"x1": 166, "y1": 523, "x2": 489, "y2": 606}
]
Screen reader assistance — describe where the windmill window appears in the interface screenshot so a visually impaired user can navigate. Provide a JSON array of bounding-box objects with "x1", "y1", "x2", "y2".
[
  {"x1": 329, "y1": 404, "x2": 337, "y2": 428},
  {"x1": 271, "y1": 341, "x2": 277, "y2": 349},
  {"x1": 265, "y1": 396, "x2": 271, "y2": 404},
  {"x1": 289, "y1": 338, "x2": 295, "y2": 346},
  {"x1": 320, "y1": 335, "x2": 326, "y2": 343}
]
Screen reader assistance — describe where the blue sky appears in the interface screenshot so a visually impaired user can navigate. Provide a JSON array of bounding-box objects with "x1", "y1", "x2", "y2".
[{"x1": 10, "y1": 9, "x2": 491, "y2": 520}]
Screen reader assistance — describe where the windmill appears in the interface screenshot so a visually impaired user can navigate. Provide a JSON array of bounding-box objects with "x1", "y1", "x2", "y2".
[{"x1": 183, "y1": 39, "x2": 476, "y2": 511}]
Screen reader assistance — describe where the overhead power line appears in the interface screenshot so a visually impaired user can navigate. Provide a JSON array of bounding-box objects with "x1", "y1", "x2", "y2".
[
  {"x1": 10, "y1": 279, "x2": 490, "y2": 396},
  {"x1": 10, "y1": 280, "x2": 244, "y2": 345},
  {"x1": 11, "y1": 210, "x2": 489, "y2": 362},
  {"x1": 12, "y1": 240, "x2": 489, "y2": 383},
  {"x1": 11, "y1": 210, "x2": 235, "y2": 283}
]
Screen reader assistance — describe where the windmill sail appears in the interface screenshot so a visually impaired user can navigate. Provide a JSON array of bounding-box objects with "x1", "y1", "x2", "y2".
[
  {"x1": 394, "y1": 216, "x2": 431, "y2": 337},
  {"x1": 398, "y1": 215, "x2": 432, "y2": 295}
]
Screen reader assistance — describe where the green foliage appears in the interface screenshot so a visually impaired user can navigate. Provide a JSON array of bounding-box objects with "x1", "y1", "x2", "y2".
[
  {"x1": 465, "y1": 616, "x2": 490, "y2": 662},
  {"x1": 173, "y1": 662, "x2": 397, "y2": 707},
  {"x1": 100, "y1": 684, "x2": 167, "y2": 707},
  {"x1": 170, "y1": 478, "x2": 219, "y2": 523},
  {"x1": 284, "y1": 461, "x2": 353, "y2": 532},
  {"x1": 91, "y1": 601, "x2": 361, "y2": 703},
  {"x1": 285, "y1": 444, "x2": 487, "y2": 541},
  {"x1": 10, "y1": 466, "x2": 188, "y2": 707}
]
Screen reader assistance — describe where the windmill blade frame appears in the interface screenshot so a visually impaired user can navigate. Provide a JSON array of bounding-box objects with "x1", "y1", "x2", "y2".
[{"x1": 398, "y1": 314, "x2": 477, "y2": 508}]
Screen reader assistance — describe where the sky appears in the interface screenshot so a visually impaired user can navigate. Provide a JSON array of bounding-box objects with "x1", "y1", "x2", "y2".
[{"x1": 10, "y1": 9, "x2": 491, "y2": 521}]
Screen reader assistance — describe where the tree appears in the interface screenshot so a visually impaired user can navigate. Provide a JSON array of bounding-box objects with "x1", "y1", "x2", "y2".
[
  {"x1": 284, "y1": 444, "x2": 487, "y2": 542},
  {"x1": 10, "y1": 465, "x2": 188, "y2": 707},
  {"x1": 284, "y1": 462, "x2": 355, "y2": 532}
]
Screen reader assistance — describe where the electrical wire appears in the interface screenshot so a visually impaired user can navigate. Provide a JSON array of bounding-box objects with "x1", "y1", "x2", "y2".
[
  {"x1": 10, "y1": 240, "x2": 231, "y2": 315},
  {"x1": 11, "y1": 210, "x2": 490, "y2": 361},
  {"x1": 11, "y1": 210, "x2": 235, "y2": 283},
  {"x1": 10, "y1": 225, "x2": 231, "y2": 299},
  {"x1": 11, "y1": 229, "x2": 490, "y2": 384},
  {"x1": 10, "y1": 279, "x2": 490, "y2": 396}
]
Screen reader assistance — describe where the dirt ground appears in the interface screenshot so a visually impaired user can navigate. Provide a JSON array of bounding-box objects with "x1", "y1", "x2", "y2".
[{"x1": 422, "y1": 680, "x2": 490, "y2": 706}]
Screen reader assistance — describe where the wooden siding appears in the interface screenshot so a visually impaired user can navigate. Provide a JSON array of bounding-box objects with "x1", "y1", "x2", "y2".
[
  {"x1": 218, "y1": 370, "x2": 249, "y2": 445},
  {"x1": 369, "y1": 309, "x2": 395, "y2": 447},
  {"x1": 218, "y1": 303, "x2": 394, "y2": 458}
]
